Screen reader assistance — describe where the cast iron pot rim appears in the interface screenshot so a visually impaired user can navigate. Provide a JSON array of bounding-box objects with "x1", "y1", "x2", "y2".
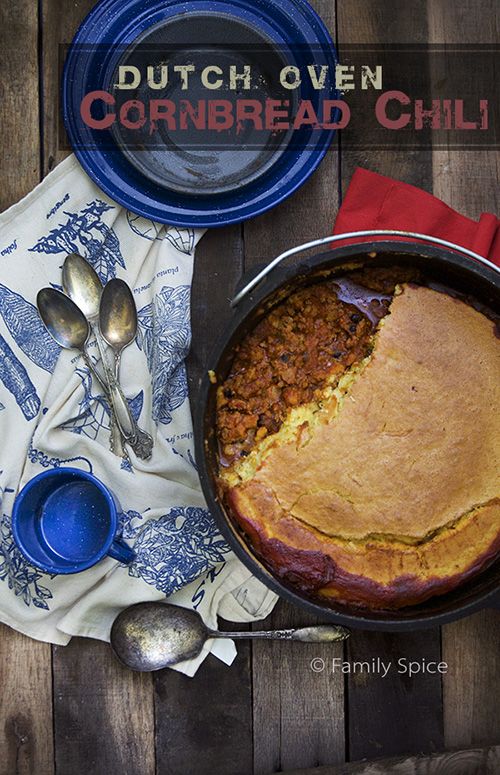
[{"x1": 195, "y1": 239, "x2": 500, "y2": 631}]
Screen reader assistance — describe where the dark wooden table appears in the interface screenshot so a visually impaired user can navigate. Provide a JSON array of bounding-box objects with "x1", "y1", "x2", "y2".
[{"x1": 1, "y1": 1, "x2": 499, "y2": 774}]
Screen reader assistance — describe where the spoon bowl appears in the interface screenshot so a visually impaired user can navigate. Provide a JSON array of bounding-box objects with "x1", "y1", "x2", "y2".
[
  {"x1": 62, "y1": 253, "x2": 102, "y2": 321},
  {"x1": 100, "y1": 279, "x2": 138, "y2": 352},
  {"x1": 111, "y1": 601, "x2": 206, "y2": 671},
  {"x1": 37, "y1": 288, "x2": 90, "y2": 350}
]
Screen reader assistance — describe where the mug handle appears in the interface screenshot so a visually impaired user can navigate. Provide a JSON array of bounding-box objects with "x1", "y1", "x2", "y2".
[{"x1": 107, "y1": 538, "x2": 135, "y2": 565}]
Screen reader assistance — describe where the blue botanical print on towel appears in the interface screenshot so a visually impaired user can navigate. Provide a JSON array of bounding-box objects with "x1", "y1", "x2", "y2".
[
  {"x1": 30, "y1": 199, "x2": 125, "y2": 284},
  {"x1": 0, "y1": 284, "x2": 60, "y2": 373},
  {"x1": 126, "y1": 213, "x2": 195, "y2": 254},
  {"x1": 0, "y1": 513, "x2": 53, "y2": 609},
  {"x1": 0, "y1": 334, "x2": 40, "y2": 420},
  {"x1": 60, "y1": 369, "x2": 109, "y2": 440},
  {"x1": 137, "y1": 285, "x2": 191, "y2": 424},
  {"x1": 118, "y1": 509, "x2": 144, "y2": 540},
  {"x1": 27, "y1": 443, "x2": 93, "y2": 473},
  {"x1": 172, "y1": 446, "x2": 198, "y2": 471},
  {"x1": 128, "y1": 506, "x2": 231, "y2": 596},
  {"x1": 60, "y1": 368, "x2": 144, "y2": 441},
  {"x1": 191, "y1": 564, "x2": 227, "y2": 611},
  {"x1": 164, "y1": 227, "x2": 195, "y2": 255}
]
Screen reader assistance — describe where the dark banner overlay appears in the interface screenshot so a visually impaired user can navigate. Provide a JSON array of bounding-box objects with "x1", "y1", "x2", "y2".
[{"x1": 61, "y1": 44, "x2": 499, "y2": 151}]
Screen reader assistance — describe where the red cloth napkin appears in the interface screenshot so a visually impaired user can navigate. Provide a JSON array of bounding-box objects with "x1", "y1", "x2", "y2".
[{"x1": 333, "y1": 168, "x2": 500, "y2": 268}]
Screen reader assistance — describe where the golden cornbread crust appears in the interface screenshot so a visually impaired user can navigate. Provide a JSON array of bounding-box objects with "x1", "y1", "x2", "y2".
[{"x1": 218, "y1": 283, "x2": 500, "y2": 609}]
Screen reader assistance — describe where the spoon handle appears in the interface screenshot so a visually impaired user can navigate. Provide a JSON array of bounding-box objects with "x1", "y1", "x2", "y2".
[
  {"x1": 82, "y1": 352, "x2": 131, "y2": 448},
  {"x1": 82, "y1": 352, "x2": 108, "y2": 392},
  {"x1": 103, "y1": 367, "x2": 154, "y2": 460},
  {"x1": 82, "y1": 350, "x2": 131, "y2": 435},
  {"x1": 92, "y1": 327, "x2": 151, "y2": 456},
  {"x1": 110, "y1": 351, "x2": 127, "y2": 460},
  {"x1": 207, "y1": 625, "x2": 350, "y2": 643},
  {"x1": 94, "y1": 333, "x2": 135, "y2": 439},
  {"x1": 93, "y1": 323, "x2": 153, "y2": 460}
]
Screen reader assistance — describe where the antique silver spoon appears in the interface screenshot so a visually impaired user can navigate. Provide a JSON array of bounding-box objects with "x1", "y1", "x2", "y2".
[
  {"x1": 110, "y1": 601, "x2": 350, "y2": 672},
  {"x1": 100, "y1": 278, "x2": 145, "y2": 461},
  {"x1": 99, "y1": 277, "x2": 154, "y2": 460},
  {"x1": 62, "y1": 254, "x2": 153, "y2": 460},
  {"x1": 37, "y1": 288, "x2": 107, "y2": 389},
  {"x1": 99, "y1": 278, "x2": 140, "y2": 387}
]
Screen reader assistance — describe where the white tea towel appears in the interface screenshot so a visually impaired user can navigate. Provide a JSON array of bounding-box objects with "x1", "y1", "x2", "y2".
[{"x1": 0, "y1": 155, "x2": 277, "y2": 676}]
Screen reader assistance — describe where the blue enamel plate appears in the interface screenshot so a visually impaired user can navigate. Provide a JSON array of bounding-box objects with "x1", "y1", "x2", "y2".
[{"x1": 63, "y1": 0, "x2": 338, "y2": 227}]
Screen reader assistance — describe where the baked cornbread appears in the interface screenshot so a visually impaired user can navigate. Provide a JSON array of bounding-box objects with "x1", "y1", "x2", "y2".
[{"x1": 216, "y1": 278, "x2": 500, "y2": 609}]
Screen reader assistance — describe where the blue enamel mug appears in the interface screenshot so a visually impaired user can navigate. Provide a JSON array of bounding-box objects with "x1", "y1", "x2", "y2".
[{"x1": 11, "y1": 468, "x2": 135, "y2": 574}]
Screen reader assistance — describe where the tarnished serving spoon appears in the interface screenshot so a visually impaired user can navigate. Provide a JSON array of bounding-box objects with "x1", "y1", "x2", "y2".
[
  {"x1": 62, "y1": 254, "x2": 153, "y2": 460},
  {"x1": 110, "y1": 601, "x2": 350, "y2": 672},
  {"x1": 37, "y1": 288, "x2": 107, "y2": 389}
]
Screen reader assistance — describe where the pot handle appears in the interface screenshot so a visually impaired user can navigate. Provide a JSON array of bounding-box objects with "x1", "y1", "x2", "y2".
[
  {"x1": 233, "y1": 261, "x2": 272, "y2": 298},
  {"x1": 230, "y1": 230, "x2": 499, "y2": 307}
]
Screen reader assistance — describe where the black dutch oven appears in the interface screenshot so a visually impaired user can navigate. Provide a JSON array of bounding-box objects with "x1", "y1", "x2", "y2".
[{"x1": 195, "y1": 231, "x2": 500, "y2": 631}]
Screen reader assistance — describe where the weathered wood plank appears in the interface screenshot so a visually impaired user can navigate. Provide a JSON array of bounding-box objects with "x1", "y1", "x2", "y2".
[
  {"x1": 155, "y1": 626, "x2": 253, "y2": 775},
  {"x1": 426, "y1": 0, "x2": 500, "y2": 751},
  {"x1": 252, "y1": 602, "x2": 345, "y2": 774},
  {"x1": 0, "y1": 626, "x2": 54, "y2": 775},
  {"x1": 187, "y1": 225, "x2": 245, "y2": 403},
  {"x1": 0, "y1": 0, "x2": 40, "y2": 208},
  {"x1": 336, "y1": 0, "x2": 445, "y2": 762},
  {"x1": 52, "y1": 638, "x2": 155, "y2": 775},
  {"x1": 284, "y1": 744, "x2": 500, "y2": 774},
  {"x1": 41, "y1": 0, "x2": 97, "y2": 174},
  {"x1": 0, "y1": 4, "x2": 54, "y2": 774},
  {"x1": 337, "y1": 0, "x2": 433, "y2": 201},
  {"x1": 346, "y1": 630, "x2": 444, "y2": 761},
  {"x1": 442, "y1": 611, "x2": 500, "y2": 748}
]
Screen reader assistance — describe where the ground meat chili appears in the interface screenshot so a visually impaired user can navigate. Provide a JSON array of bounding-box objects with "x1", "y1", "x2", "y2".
[{"x1": 216, "y1": 267, "x2": 420, "y2": 465}]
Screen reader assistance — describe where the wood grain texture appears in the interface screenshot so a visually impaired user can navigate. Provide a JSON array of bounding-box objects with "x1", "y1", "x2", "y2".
[
  {"x1": 52, "y1": 638, "x2": 154, "y2": 775},
  {"x1": 187, "y1": 225, "x2": 244, "y2": 403},
  {"x1": 41, "y1": 0, "x2": 97, "y2": 174},
  {"x1": 426, "y1": 0, "x2": 500, "y2": 752},
  {"x1": 336, "y1": 0, "x2": 445, "y2": 762},
  {"x1": 336, "y1": 0, "x2": 433, "y2": 199},
  {"x1": 0, "y1": 626, "x2": 54, "y2": 775},
  {"x1": 0, "y1": 0, "x2": 40, "y2": 208},
  {"x1": 346, "y1": 630, "x2": 443, "y2": 761},
  {"x1": 252, "y1": 602, "x2": 345, "y2": 774},
  {"x1": 153, "y1": 603, "x2": 254, "y2": 768},
  {"x1": 441, "y1": 611, "x2": 500, "y2": 749},
  {"x1": 154, "y1": 629, "x2": 253, "y2": 775},
  {"x1": 284, "y1": 745, "x2": 500, "y2": 774}
]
